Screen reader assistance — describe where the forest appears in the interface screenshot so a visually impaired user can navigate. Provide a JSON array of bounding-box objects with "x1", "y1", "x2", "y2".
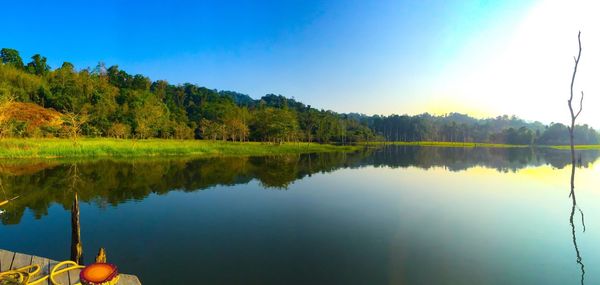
[{"x1": 0, "y1": 48, "x2": 598, "y2": 145}]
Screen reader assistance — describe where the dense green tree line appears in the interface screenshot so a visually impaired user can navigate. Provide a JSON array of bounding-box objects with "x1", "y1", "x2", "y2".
[
  {"x1": 352, "y1": 112, "x2": 600, "y2": 145},
  {"x1": 0, "y1": 48, "x2": 375, "y2": 142},
  {"x1": 1, "y1": 47, "x2": 598, "y2": 145}
]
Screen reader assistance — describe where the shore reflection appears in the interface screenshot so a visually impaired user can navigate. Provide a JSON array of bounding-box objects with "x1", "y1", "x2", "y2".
[{"x1": 0, "y1": 146, "x2": 599, "y2": 226}]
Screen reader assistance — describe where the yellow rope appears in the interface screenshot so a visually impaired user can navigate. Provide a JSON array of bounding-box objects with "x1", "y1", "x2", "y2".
[
  {"x1": 0, "y1": 260, "x2": 85, "y2": 285},
  {"x1": 0, "y1": 196, "x2": 20, "y2": 208}
]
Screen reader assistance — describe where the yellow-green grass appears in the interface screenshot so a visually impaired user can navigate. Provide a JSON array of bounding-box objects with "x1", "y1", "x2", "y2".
[
  {"x1": 361, "y1": 141, "x2": 529, "y2": 148},
  {"x1": 548, "y1": 145, "x2": 600, "y2": 150},
  {"x1": 0, "y1": 138, "x2": 363, "y2": 159},
  {"x1": 362, "y1": 141, "x2": 600, "y2": 149}
]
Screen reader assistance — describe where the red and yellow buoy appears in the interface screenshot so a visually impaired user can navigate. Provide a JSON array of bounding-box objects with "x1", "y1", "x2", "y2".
[{"x1": 79, "y1": 263, "x2": 119, "y2": 285}]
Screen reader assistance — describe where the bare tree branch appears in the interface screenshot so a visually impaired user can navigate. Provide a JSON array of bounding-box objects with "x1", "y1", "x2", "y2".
[
  {"x1": 575, "y1": 91, "x2": 584, "y2": 119},
  {"x1": 568, "y1": 31, "x2": 583, "y2": 197},
  {"x1": 568, "y1": 31, "x2": 582, "y2": 114}
]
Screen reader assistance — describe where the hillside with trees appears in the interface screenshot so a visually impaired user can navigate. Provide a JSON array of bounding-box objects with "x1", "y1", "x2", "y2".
[
  {"x1": 0, "y1": 47, "x2": 598, "y2": 145},
  {"x1": 352, "y1": 112, "x2": 599, "y2": 145}
]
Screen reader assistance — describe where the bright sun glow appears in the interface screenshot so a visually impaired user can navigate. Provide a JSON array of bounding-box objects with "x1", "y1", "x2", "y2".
[{"x1": 426, "y1": 0, "x2": 600, "y2": 126}]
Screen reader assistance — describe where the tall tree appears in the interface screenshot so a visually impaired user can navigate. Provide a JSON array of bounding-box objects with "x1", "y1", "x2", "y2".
[
  {"x1": 0, "y1": 48, "x2": 24, "y2": 69},
  {"x1": 26, "y1": 54, "x2": 50, "y2": 75},
  {"x1": 63, "y1": 112, "x2": 88, "y2": 144},
  {"x1": 133, "y1": 93, "x2": 169, "y2": 139}
]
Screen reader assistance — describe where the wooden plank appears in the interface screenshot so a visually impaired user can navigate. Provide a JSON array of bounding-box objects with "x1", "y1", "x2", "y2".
[
  {"x1": 48, "y1": 260, "x2": 70, "y2": 285},
  {"x1": 10, "y1": 252, "x2": 32, "y2": 270},
  {"x1": 68, "y1": 267, "x2": 81, "y2": 284},
  {"x1": 0, "y1": 249, "x2": 15, "y2": 272},
  {"x1": 30, "y1": 256, "x2": 50, "y2": 285},
  {"x1": 118, "y1": 274, "x2": 142, "y2": 285}
]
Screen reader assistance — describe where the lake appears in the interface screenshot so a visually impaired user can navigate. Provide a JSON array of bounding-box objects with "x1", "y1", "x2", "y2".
[{"x1": 1, "y1": 146, "x2": 599, "y2": 284}]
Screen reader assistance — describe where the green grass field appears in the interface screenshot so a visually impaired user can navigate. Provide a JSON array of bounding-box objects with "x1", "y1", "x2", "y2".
[
  {"x1": 0, "y1": 138, "x2": 363, "y2": 159},
  {"x1": 361, "y1": 141, "x2": 529, "y2": 148},
  {"x1": 0, "y1": 139, "x2": 596, "y2": 159},
  {"x1": 362, "y1": 141, "x2": 600, "y2": 150},
  {"x1": 547, "y1": 145, "x2": 600, "y2": 150}
]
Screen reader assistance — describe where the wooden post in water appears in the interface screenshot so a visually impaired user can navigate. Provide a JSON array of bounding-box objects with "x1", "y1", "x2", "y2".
[{"x1": 71, "y1": 191, "x2": 83, "y2": 264}]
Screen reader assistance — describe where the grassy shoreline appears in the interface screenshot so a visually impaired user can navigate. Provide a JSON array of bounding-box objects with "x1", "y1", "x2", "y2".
[
  {"x1": 0, "y1": 138, "x2": 363, "y2": 159},
  {"x1": 0, "y1": 139, "x2": 597, "y2": 159},
  {"x1": 363, "y1": 141, "x2": 528, "y2": 148},
  {"x1": 362, "y1": 141, "x2": 600, "y2": 150}
]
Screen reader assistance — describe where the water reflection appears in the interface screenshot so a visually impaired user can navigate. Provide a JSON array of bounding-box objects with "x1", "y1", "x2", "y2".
[
  {"x1": 0, "y1": 146, "x2": 599, "y2": 226},
  {"x1": 1, "y1": 145, "x2": 600, "y2": 284},
  {"x1": 361, "y1": 146, "x2": 599, "y2": 172},
  {"x1": 569, "y1": 161, "x2": 586, "y2": 284}
]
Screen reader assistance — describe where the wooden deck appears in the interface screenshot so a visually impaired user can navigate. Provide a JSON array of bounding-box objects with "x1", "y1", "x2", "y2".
[{"x1": 0, "y1": 249, "x2": 141, "y2": 284}]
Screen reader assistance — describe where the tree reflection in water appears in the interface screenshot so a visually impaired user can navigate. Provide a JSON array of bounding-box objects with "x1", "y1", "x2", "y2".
[
  {"x1": 0, "y1": 146, "x2": 598, "y2": 227},
  {"x1": 569, "y1": 161, "x2": 585, "y2": 285}
]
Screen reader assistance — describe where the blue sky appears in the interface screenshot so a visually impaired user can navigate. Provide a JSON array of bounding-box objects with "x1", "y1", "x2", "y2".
[{"x1": 4, "y1": 0, "x2": 599, "y2": 125}]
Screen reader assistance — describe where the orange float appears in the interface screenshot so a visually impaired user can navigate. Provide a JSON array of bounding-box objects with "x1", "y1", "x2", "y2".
[{"x1": 79, "y1": 263, "x2": 119, "y2": 285}]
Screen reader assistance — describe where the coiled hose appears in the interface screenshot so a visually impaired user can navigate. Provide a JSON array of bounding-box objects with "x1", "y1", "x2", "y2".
[{"x1": 0, "y1": 260, "x2": 84, "y2": 285}]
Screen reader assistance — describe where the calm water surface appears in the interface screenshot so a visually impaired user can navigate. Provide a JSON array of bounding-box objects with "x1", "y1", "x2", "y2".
[{"x1": 1, "y1": 146, "x2": 599, "y2": 284}]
